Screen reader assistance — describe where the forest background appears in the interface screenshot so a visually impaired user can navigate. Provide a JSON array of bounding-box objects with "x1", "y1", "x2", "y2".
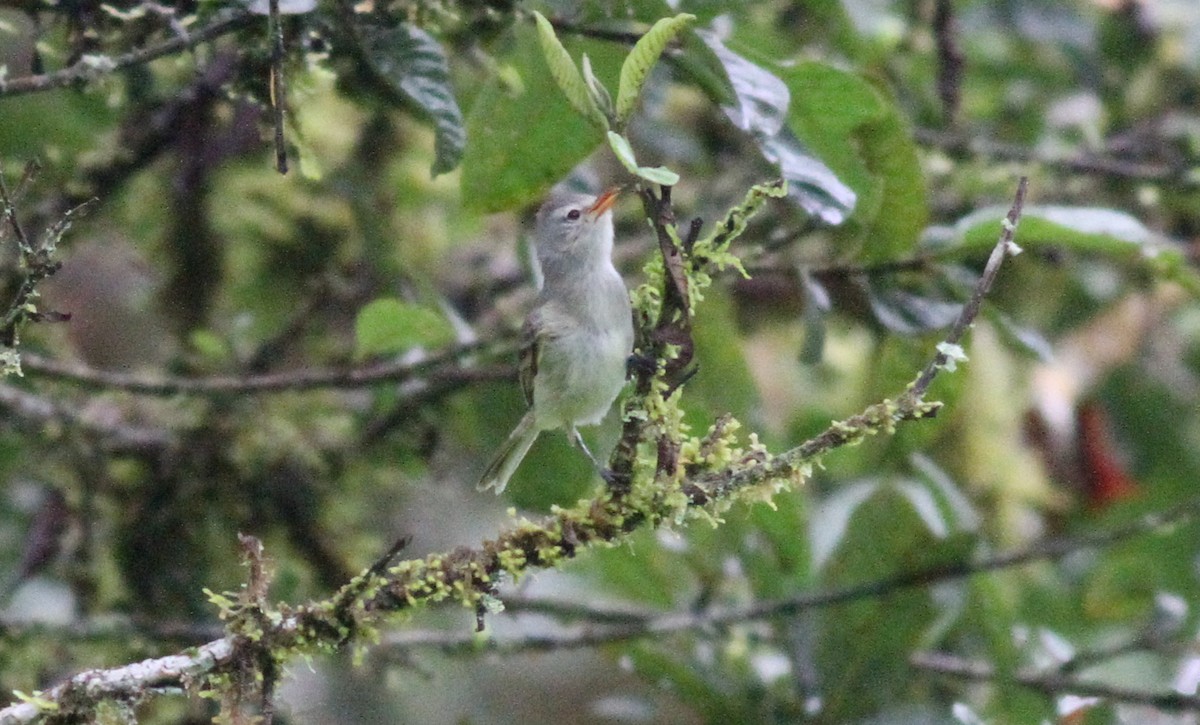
[{"x1": 2, "y1": 0, "x2": 1200, "y2": 723}]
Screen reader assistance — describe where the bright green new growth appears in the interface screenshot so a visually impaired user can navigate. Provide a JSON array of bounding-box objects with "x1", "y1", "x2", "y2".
[
  {"x1": 532, "y1": 11, "x2": 608, "y2": 130},
  {"x1": 615, "y1": 13, "x2": 696, "y2": 125},
  {"x1": 607, "y1": 131, "x2": 681, "y2": 186}
]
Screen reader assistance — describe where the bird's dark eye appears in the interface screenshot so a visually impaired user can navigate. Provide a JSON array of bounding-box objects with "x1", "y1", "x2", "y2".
[{"x1": 566, "y1": 209, "x2": 581, "y2": 221}]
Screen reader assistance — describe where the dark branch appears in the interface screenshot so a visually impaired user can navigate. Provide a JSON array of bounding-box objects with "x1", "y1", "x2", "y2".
[
  {"x1": 0, "y1": 8, "x2": 256, "y2": 98},
  {"x1": 911, "y1": 650, "x2": 1200, "y2": 712}
]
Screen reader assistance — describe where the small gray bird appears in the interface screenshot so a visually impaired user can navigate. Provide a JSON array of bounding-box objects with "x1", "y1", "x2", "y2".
[{"x1": 478, "y1": 188, "x2": 634, "y2": 493}]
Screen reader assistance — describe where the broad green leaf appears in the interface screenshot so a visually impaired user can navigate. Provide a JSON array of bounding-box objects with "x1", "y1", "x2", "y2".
[
  {"x1": 781, "y1": 61, "x2": 927, "y2": 262},
  {"x1": 357, "y1": 22, "x2": 465, "y2": 176},
  {"x1": 606, "y1": 131, "x2": 680, "y2": 186},
  {"x1": 952, "y1": 205, "x2": 1162, "y2": 253},
  {"x1": 532, "y1": 11, "x2": 607, "y2": 129},
  {"x1": 814, "y1": 481, "x2": 962, "y2": 721},
  {"x1": 939, "y1": 205, "x2": 1200, "y2": 295},
  {"x1": 614, "y1": 13, "x2": 696, "y2": 124},
  {"x1": 694, "y1": 32, "x2": 856, "y2": 225},
  {"x1": 354, "y1": 298, "x2": 453, "y2": 358},
  {"x1": 461, "y1": 28, "x2": 617, "y2": 211}
]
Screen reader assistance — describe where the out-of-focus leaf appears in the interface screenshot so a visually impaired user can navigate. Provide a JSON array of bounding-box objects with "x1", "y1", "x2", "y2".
[
  {"x1": 865, "y1": 279, "x2": 963, "y2": 334},
  {"x1": 189, "y1": 329, "x2": 232, "y2": 364},
  {"x1": 781, "y1": 61, "x2": 927, "y2": 262},
  {"x1": 354, "y1": 298, "x2": 453, "y2": 358},
  {"x1": 461, "y1": 28, "x2": 616, "y2": 211},
  {"x1": 615, "y1": 13, "x2": 697, "y2": 124},
  {"x1": 533, "y1": 11, "x2": 607, "y2": 129},
  {"x1": 357, "y1": 22, "x2": 465, "y2": 176},
  {"x1": 950, "y1": 205, "x2": 1161, "y2": 253},
  {"x1": 810, "y1": 479, "x2": 880, "y2": 570},
  {"x1": 693, "y1": 32, "x2": 856, "y2": 225},
  {"x1": 987, "y1": 308, "x2": 1055, "y2": 362},
  {"x1": 935, "y1": 204, "x2": 1200, "y2": 295},
  {"x1": 683, "y1": 287, "x2": 761, "y2": 431},
  {"x1": 814, "y1": 481, "x2": 968, "y2": 721},
  {"x1": 627, "y1": 645, "x2": 752, "y2": 722},
  {"x1": 909, "y1": 453, "x2": 981, "y2": 534}
]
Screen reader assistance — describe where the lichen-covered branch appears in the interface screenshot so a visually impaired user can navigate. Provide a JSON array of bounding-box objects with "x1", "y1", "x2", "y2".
[{"x1": 0, "y1": 178, "x2": 1028, "y2": 722}]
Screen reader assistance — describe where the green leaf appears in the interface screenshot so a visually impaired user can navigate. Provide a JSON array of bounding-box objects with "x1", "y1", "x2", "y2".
[
  {"x1": 813, "y1": 481, "x2": 963, "y2": 721},
  {"x1": 606, "y1": 131, "x2": 680, "y2": 186},
  {"x1": 532, "y1": 11, "x2": 608, "y2": 129},
  {"x1": 189, "y1": 329, "x2": 232, "y2": 364},
  {"x1": 354, "y1": 298, "x2": 453, "y2": 358},
  {"x1": 952, "y1": 205, "x2": 1162, "y2": 253},
  {"x1": 633, "y1": 165, "x2": 680, "y2": 186},
  {"x1": 939, "y1": 205, "x2": 1200, "y2": 296},
  {"x1": 357, "y1": 22, "x2": 465, "y2": 176},
  {"x1": 781, "y1": 61, "x2": 927, "y2": 262},
  {"x1": 693, "y1": 33, "x2": 856, "y2": 225},
  {"x1": 607, "y1": 131, "x2": 640, "y2": 174},
  {"x1": 614, "y1": 13, "x2": 696, "y2": 125},
  {"x1": 461, "y1": 28, "x2": 617, "y2": 212},
  {"x1": 581, "y1": 54, "x2": 614, "y2": 120}
]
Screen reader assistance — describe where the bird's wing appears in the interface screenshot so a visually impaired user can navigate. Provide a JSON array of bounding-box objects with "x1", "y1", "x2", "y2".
[{"x1": 518, "y1": 309, "x2": 541, "y2": 407}]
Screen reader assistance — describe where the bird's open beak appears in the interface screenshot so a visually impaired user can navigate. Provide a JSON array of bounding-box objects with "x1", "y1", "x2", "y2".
[{"x1": 587, "y1": 187, "x2": 620, "y2": 219}]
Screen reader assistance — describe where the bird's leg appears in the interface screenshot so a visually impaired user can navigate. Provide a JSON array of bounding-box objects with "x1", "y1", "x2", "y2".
[
  {"x1": 568, "y1": 426, "x2": 618, "y2": 484},
  {"x1": 568, "y1": 426, "x2": 599, "y2": 466}
]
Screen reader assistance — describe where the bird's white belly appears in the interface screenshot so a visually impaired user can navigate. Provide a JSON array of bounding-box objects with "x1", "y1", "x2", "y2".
[{"x1": 533, "y1": 327, "x2": 628, "y2": 430}]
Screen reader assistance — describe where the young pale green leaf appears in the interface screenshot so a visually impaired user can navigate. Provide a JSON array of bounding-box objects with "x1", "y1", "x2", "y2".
[
  {"x1": 615, "y1": 13, "x2": 696, "y2": 125},
  {"x1": 354, "y1": 298, "x2": 453, "y2": 359},
  {"x1": 607, "y1": 131, "x2": 641, "y2": 173},
  {"x1": 635, "y1": 165, "x2": 680, "y2": 186},
  {"x1": 581, "y1": 54, "x2": 614, "y2": 120},
  {"x1": 606, "y1": 131, "x2": 679, "y2": 186},
  {"x1": 533, "y1": 11, "x2": 607, "y2": 129}
]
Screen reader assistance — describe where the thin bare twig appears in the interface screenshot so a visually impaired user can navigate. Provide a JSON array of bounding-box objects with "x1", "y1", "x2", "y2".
[
  {"x1": 911, "y1": 650, "x2": 1200, "y2": 712},
  {"x1": 268, "y1": 0, "x2": 289, "y2": 174},
  {"x1": 915, "y1": 127, "x2": 1194, "y2": 185},
  {"x1": 932, "y1": 0, "x2": 964, "y2": 126},
  {"x1": 18, "y1": 341, "x2": 511, "y2": 395},
  {"x1": 0, "y1": 7, "x2": 256, "y2": 98},
  {"x1": 908, "y1": 176, "x2": 1025, "y2": 398}
]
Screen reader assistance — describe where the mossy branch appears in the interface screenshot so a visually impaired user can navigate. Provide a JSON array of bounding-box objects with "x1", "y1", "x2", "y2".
[{"x1": 0, "y1": 178, "x2": 1027, "y2": 723}]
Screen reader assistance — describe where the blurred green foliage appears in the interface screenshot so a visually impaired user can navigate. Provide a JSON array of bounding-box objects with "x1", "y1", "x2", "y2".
[{"x1": 1, "y1": 0, "x2": 1200, "y2": 723}]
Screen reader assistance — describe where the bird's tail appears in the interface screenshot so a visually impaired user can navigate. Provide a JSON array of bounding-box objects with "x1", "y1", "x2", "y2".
[{"x1": 477, "y1": 413, "x2": 540, "y2": 494}]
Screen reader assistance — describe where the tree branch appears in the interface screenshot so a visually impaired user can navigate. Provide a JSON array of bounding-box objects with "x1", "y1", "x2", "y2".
[
  {"x1": 18, "y1": 341, "x2": 511, "y2": 395},
  {"x1": 910, "y1": 650, "x2": 1200, "y2": 712},
  {"x1": 0, "y1": 7, "x2": 256, "y2": 98}
]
